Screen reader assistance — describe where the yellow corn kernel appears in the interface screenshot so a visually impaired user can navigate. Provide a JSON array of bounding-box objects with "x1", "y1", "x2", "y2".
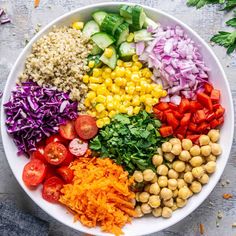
[
  {"x1": 87, "y1": 111, "x2": 97, "y2": 117},
  {"x1": 111, "y1": 84, "x2": 120, "y2": 94},
  {"x1": 103, "y1": 117, "x2": 110, "y2": 125},
  {"x1": 127, "y1": 106, "x2": 134, "y2": 116},
  {"x1": 89, "y1": 76, "x2": 100, "y2": 83},
  {"x1": 97, "y1": 86, "x2": 108, "y2": 96},
  {"x1": 135, "y1": 86, "x2": 141, "y2": 92},
  {"x1": 125, "y1": 69, "x2": 132, "y2": 80},
  {"x1": 145, "y1": 105, "x2": 153, "y2": 113},
  {"x1": 127, "y1": 33, "x2": 134, "y2": 43},
  {"x1": 96, "y1": 119, "x2": 104, "y2": 128},
  {"x1": 152, "y1": 89, "x2": 163, "y2": 98},
  {"x1": 114, "y1": 94, "x2": 121, "y2": 101},
  {"x1": 86, "y1": 91, "x2": 96, "y2": 100},
  {"x1": 123, "y1": 94, "x2": 132, "y2": 101},
  {"x1": 82, "y1": 74, "x2": 89, "y2": 83},
  {"x1": 145, "y1": 97, "x2": 154, "y2": 106},
  {"x1": 88, "y1": 61, "x2": 95, "y2": 68},
  {"x1": 99, "y1": 110, "x2": 108, "y2": 118},
  {"x1": 96, "y1": 95, "x2": 106, "y2": 103},
  {"x1": 102, "y1": 72, "x2": 110, "y2": 79},
  {"x1": 109, "y1": 110, "x2": 117, "y2": 118},
  {"x1": 131, "y1": 72, "x2": 139, "y2": 81},
  {"x1": 132, "y1": 54, "x2": 139, "y2": 62},
  {"x1": 95, "y1": 104, "x2": 105, "y2": 113},
  {"x1": 115, "y1": 67, "x2": 125, "y2": 77},
  {"x1": 111, "y1": 71, "x2": 116, "y2": 79},
  {"x1": 133, "y1": 106, "x2": 141, "y2": 115},
  {"x1": 106, "y1": 102, "x2": 114, "y2": 111},
  {"x1": 119, "y1": 105, "x2": 127, "y2": 113},
  {"x1": 123, "y1": 62, "x2": 133, "y2": 67},
  {"x1": 72, "y1": 21, "x2": 84, "y2": 30},
  {"x1": 145, "y1": 84, "x2": 152, "y2": 93},
  {"x1": 152, "y1": 83, "x2": 163, "y2": 90},
  {"x1": 89, "y1": 83, "x2": 98, "y2": 91},
  {"x1": 104, "y1": 48, "x2": 113, "y2": 58},
  {"x1": 140, "y1": 95, "x2": 146, "y2": 102},
  {"x1": 134, "y1": 61, "x2": 143, "y2": 69},
  {"x1": 127, "y1": 81, "x2": 135, "y2": 87},
  {"x1": 162, "y1": 90, "x2": 167, "y2": 97},
  {"x1": 106, "y1": 95, "x2": 113, "y2": 103},
  {"x1": 117, "y1": 60, "x2": 124, "y2": 67},
  {"x1": 123, "y1": 100, "x2": 131, "y2": 107},
  {"x1": 126, "y1": 86, "x2": 135, "y2": 95},
  {"x1": 131, "y1": 65, "x2": 139, "y2": 72},
  {"x1": 104, "y1": 78, "x2": 112, "y2": 87},
  {"x1": 93, "y1": 68, "x2": 102, "y2": 77},
  {"x1": 104, "y1": 67, "x2": 112, "y2": 74},
  {"x1": 132, "y1": 95, "x2": 141, "y2": 106},
  {"x1": 114, "y1": 77, "x2": 124, "y2": 87},
  {"x1": 84, "y1": 98, "x2": 91, "y2": 107}
]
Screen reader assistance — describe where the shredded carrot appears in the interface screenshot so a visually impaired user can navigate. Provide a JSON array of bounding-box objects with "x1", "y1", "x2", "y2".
[
  {"x1": 223, "y1": 193, "x2": 233, "y2": 199},
  {"x1": 199, "y1": 223, "x2": 204, "y2": 235},
  {"x1": 59, "y1": 157, "x2": 136, "y2": 236},
  {"x1": 34, "y1": 0, "x2": 40, "y2": 8}
]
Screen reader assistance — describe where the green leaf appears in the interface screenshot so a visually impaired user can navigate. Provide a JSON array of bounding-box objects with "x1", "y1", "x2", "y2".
[
  {"x1": 222, "y1": 0, "x2": 236, "y2": 11},
  {"x1": 187, "y1": 0, "x2": 224, "y2": 8},
  {"x1": 113, "y1": 114, "x2": 130, "y2": 124},
  {"x1": 89, "y1": 136, "x2": 101, "y2": 150},
  {"x1": 226, "y1": 17, "x2": 236, "y2": 27}
]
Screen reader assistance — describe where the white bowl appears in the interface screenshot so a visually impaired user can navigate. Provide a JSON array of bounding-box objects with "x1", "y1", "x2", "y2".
[{"x1": 1, "y1": 2, "x2": 234, "y2": 236}]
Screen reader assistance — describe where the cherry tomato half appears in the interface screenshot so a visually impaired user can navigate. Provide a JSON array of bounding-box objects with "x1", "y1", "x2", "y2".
[
  {"x1": 22, "y1": 159, "x2": 46, "y2": 187},
  {"x1": 31, "y1": 146, "x2": 46, "y2": 163},
  {"x1": 69, "y1": 138, "x2": 88, "y2": 156},
  {"x1": 59, "y1": 120, "x2": 77, "y2": 140},
  {"x1": 44, "y1": 142, "x2": 68, "y2": 165},
  {"x1": 42, "y1": 176, "x2": 64, "y2": 203},
  {"x1": 60, "y1": 151, "x2": 74, "y2": 166},
  {"x1": 75, "y1": 115, "x2": 98, "y2": 140},
  {"x1": 57, "y1": 166, "x2": 74, "y2": 183},
  {"x1": 45, "y1": 134, "x2": 68, "y2": 145}
]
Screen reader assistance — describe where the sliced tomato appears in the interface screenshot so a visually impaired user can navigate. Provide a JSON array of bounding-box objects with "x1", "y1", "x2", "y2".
[
  {"x1": 44, "y1": 165, "x2": 57, "y2": 181},
  {"x1": 165, "y1": 112, "x2": 179, "y2": 129},
  {"x1": 175, "y1": 125, "x2": 187, "y2": 136},
  {"x1": 180, "y1": 113, "x2": 191, "y2": 127},
  {"x1": 57, "y1": 166, "x2": 74, "y2": 183},
  {"x1": 213, "y1": 103, "x2": 220, "y2": 110},
  {"x1": 210, "y1": 119, "x2": 219, "y2": 129},
  {"x1": 210, "y1": 89, "x2": 220, "y2": 103},
  {"x1": 172, "y1": 110, "x2": 183, "y2": 120},
  {"x1": 197, "y1": 92, "x2": 213, "y2": 111},
  {"x1": 195, "y1": 110, "x2": 206, "y2": 124},
  {"x1": 59, "y1": 120, "x2": 77, "y2": 140},
  {"x1": 69, "y1": 138, "x2": 88, "y2": 156},
  {"x1": 198, "y1": 122, "x2": 209, "y2": 132},
  {"x1": 42, "y1": 176, "x2": 64, "y2": 203},
  {"x1": 215, "y1": 106, "x2": 225, "y2": 118},
  {"x1": 218, "y1": 116, "x2": 224, "y2": 126},
  {"x1": 188, "y1": 122, "x2": 197, "y2": 132},
  {"x1": 46, "y1": 134, "x2": 68, "y2": 145},
  {"x1": 31, "y1": 146, "x2": 46, "y2": 163},
  {"x1": 176, "y1": 133, "x2": 184, "y2": 140},
  {"x1": 60, "y1": 151, "x2": 74, "y2": 166},
  {"x1": 153, "y1": 109, "x2": 166, "y2": 122},
  {"x1": 189, "y1": 101, "x2": 203, "y2": 112},
  {"x1": 44, "y1": 142, "x2": 68, "y2": 165},
  {"x1": 22, "y1": 159, "x2": 46, "y2": 187},
  {"x1": 160, "y1": 126, "x2": 173, "y2": 137},
  {"x1": 75, "y1": 115, "x2": 98, "y2": 140},
  {"x1": 206, "y1": 112, "x2": 215, "y2": 122},
  {"x1": 168, "y1": 103, "x2": 178, "y2": 110},
  {"x1": 179, "y1": 98, "x2": 190, "y2": 114},
  {"x1": 186, "y1": 134, "x2": 200, "y2": 143},
  {"x1": 154, "y1": 102, "x2": 169, "y2": 111},
  {"x1": 204, "y1": 83, "x2": 213, "y2": 94}
]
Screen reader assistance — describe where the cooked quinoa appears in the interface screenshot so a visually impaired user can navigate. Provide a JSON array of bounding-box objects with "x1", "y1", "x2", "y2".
[{"x1": 20, "y1": 26, "x2": 92, "y2": 111}]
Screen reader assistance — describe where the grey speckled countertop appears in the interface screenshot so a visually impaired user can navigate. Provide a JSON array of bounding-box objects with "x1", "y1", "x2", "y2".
[{"x1": 1, "y1": 0, "x2": 236, "y2": 236}]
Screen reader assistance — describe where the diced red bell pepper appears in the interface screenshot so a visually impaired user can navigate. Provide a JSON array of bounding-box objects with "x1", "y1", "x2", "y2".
[
  {"x1": 166, "y1": 112, "x2": 179, "y2": 129},
  {"x1": 175, "y1": 125, "x2": 188, "y2": 136},
  {"x1": 210, "y1": 119, "x2": 219, "y2": 129},
  {"x1": 160, "y1": 126, "x2": 173, "y2": 137},
  {"x1": 172, "y1": 110, "x2": 183, "y2": 120},
  {"x1": 169, "y1": 103, "x2": 178, "y2": 110},
  {"x1": 213, "y1": 103, "x2": 220, "y2": 110},
  {"x1": 153, "y1": 108, "x2": 166, "y2": 122},
  {"x1": 218, "y1": 116, "x2": 224, "y2": 126},
  {"x1": 204, "y1": 83, "x2": 213, "y2": 94},
  {"x1": 176, "y1": 133, "x2": 184, "y2": 140},
  {"x1": 188, "y1": 122, "x2": 197, "y2": 132},
  {"x1": 154, "y1": 102, "x2": 169, "y2": 111},
  {"x1": 186, "y1": 134, "x2": 200, "y2": 143},
  {"x1": 198, "y1": 122, "x2": 210, "y2": 132},
  {"x1": 210, "y1": 89, "x2": 220, "y2": 103},
  {"x1": 206, "y1": 112, "x2": 215, "y2": 122},
  {"x1": 215, "y1": 106, "x2": 225, "y2": 118},
  {"x1": 197, "y1": 92, "x2": 213, "y2": 111},
  {"x1": 189, "y1": 101, "x2": 203, "y2": 112},
  {"x1": 179, "y1": 98, "x2": 190, "y2": 113},
  {"x1": 195, "y1": 110, "x2": 206, "y2": 124},
  {"x1": 180, "y1": 113, "x2": 191, "y2": 127}
]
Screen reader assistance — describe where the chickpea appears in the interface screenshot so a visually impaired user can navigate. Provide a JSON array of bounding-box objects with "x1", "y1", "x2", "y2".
[
  {"x1": 208, "y1": 129, "x2": 220, "y2": 143},
  {"x1": 184, "y1": 163, "x2": 193, "y2": 173},
  {"x1": 190, "y1": 145, "x2": 201, "y2": 156},
  {"x1": 171, "y1": 203, "x2": 178, "y2": 211},
  {"x1": 164, "y1": 152, "x2": 175, "y2": 162},
  {"x1": 199, "y1": 173, "x2": 209, "y2": 184},
  {"x1": 168, "y1": 179, "x2": 178, "y2": 190},
  {"x1": 160, "y1": 188, "x2": 173, "y2": 200},
  {"x1": 141, "y1": 203, "x2": 152, "y2": 214},
  {"x1": 211, "y1": 143, "x2": 222, "y2": 156},
  {"x1": 162, "y1": 142, "x2": 172, "y2": 153},
  {"x1": 190, "y1": 181, "x2": 202, "y2": 193},
  {"x1": 199, "y1": 135, "x2": 210, "y2": 146},
  {"x1": 177, "y1": 179, "x2": 187, "y2": 189},
  {"x1": 163, "y1": 198, "x2": 174, "y2": 207},
  {"x1": 179, "y1": 150, "x2": 191, "y2": 162},
  {"x1": 188, "y1": 190, "x2": 193, "y2": 197},
  {"x1": 133, "y1": 171, "x2": 143, "y2": 183},
  {"x1": 158, "y1": 176, "x2": 168, "y2": 187},
  {"x1": 135, "y1": 206, "x2": 143, "y2": 218},
  {"x1": 144, "y1": 184, "x2": 151, "y2": 192},
  {"x1": 206, "y1": 154, "x2": 216, "y2": 162},
  {"x1": 178, "y1": 186, "x2": 190, "y2": 199},
  {"x1": 173, "y1": 161, "x2": 186, "y2": 172},
  {"x1": 157, "y1": 147, "x2": 163, "y2": 156},
  {"x1": 173, "y1": 189, "x2": 179, "y2": 198},
  {"x1": 184, "y1": 172, "x2": 194, "y2": 184},
  {"x1": 139, "y1": 192, "x2": 150, "y2": 203},
  {"x1": 135, "y1": 192, "x2": 140, "y2": 202},
  {"x1": 168, "y1": 169, "x2": 179, "y2": 179},
  {"x1": 169, "y1": 138, "x2": 181, "y2": 145},
  {"x1": 176, "y1": 197, "x2": 187, "y2": 208},
  {"x1": 171, "y1": 144, "x2": 182, "y2": 156},
  {"x1": 204, "y1": 161, "x2": 216, "y2": 174},
  {"x1": 150, "y1": 174, "x2": 158, "y2": 184},
  {"x1": 148, "y1": 195, "x2": 161, "y2": 208},
  {"x1": 152, "y1": 207, "x2": 162, "y2": 217},
  {"x1": 182, "y1": 139, "x2": 193, "y2": 151},
  {"x1": 192, "y1": 166, "x2": 205, "y2": 179},
  {"x1": 178, "y1": 172, "x2": 185, "y2": 179},
  {"x1": 162, "y1": 207, "x2": 172, "y2": 218},
  {"x1": 201, "y1": 145, "x2": 211, "y2": 157},
  {"x1": 149, "y1": 182, "x2": 160, "y2": 195},
  {"x1": 157, "y1": 164, "x2": 168, "y2": 176},
  {"x1": 143, "y1": 169, "x2": 155, "y2": 181},
  {"x1": 189, "y1": 156, "x2": 203, "y2": 167},
  {"x1": 152, "y1": 154, "x2": 163, "y2": 166}
]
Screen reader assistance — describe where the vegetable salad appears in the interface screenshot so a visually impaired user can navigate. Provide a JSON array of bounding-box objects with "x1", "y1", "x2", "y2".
[{"x1": 4, "y1": 4, "x2": 225, "y2": 236}]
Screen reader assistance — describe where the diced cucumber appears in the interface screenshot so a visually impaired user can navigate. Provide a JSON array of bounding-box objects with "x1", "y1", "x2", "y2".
[
  {"x1": 118, "y1": 42, "x2": 135, "y2": 61},
  {"x1": 134, "y1": 29, "x2": 153, "y2": 42},
  {"x1": 120, "y1": 5, "x2": 133, "y2": 19},
  {"x1": 115, "y1": 23, "x2": 129, "y2": 46},
  {"x1": 88, "y1": 55, "x2": 103, "y2": 68},
  {"x1": 125, "y1": 18, "x2": 132, "y2": 24},
  {"x1": 132, "y1": 5, "x2": 146, "y2": 30},
  {"x1": 92, "y1": 11, "x2": 108, "y2": 26},
  {"x1": 82, "y1": 20, "x2": 100, "y2": 38},
  {"x1": 91, "y1": 32, "x2": 115, "y2": 50},
  {"x1": 101, "y1": 14, "x2": 124, "y2": 35},
  {"x1": 90, "y1": 44, "x2": 103, "y2": 55},
  {"x1": 143, "y1": 17, "x2": 159, "y2": 29},
  {"x1": 100, "y1": 46, "x2": 117, "y2": 69}
]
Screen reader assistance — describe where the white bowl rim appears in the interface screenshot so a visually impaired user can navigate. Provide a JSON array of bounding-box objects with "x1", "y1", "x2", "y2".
[{"x1": 1, "y1": 2, "x2": 234, "y2": 236}]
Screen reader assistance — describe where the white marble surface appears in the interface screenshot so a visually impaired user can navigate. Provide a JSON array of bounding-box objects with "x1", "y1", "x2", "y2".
[{"x1": 1, "y1": 0, "x2": 236, "y2": 235}]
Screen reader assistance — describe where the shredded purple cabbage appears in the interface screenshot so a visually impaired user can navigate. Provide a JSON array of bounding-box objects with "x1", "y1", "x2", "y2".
[{"x1": 4, "y1": 81, "x2": 78, "y2": 155}]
